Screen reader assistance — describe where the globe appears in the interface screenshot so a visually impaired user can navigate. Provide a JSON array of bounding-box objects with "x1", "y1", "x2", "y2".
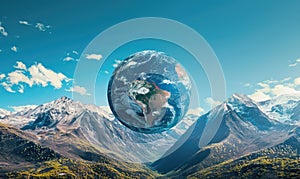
[{"x1": 107, "y1": 50, "x2": 191, "y2": 134}]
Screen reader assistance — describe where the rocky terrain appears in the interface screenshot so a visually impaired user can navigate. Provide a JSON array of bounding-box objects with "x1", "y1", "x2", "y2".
[{"x1": 1, "y1": 94, "x2": 300, "y2": 178}]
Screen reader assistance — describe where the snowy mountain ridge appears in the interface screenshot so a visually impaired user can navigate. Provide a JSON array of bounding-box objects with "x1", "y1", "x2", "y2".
[
  {"x1": 257, "y1": 93, "x2": 300, "y2": 124},
  {"x1": 0, "y1": 96, "x2": 199, "y2": 163},
  {"x1": 151, "y1": 93, "x2": 299, "y2": 175}
]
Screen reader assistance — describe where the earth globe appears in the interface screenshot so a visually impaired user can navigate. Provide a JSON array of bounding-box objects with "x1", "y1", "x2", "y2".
[{"x1": 107, "y1": 50, "x2": 191, "y2": 134}]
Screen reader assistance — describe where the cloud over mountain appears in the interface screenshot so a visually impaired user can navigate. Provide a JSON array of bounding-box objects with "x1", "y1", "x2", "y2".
[
  {"x1": 249, "y1": 77, "x2": 300, "y2": 102},
  {"x1": 0, "y1": 62, "x2": 71, "y2": 93},
  {"x1": 66, "y1": 85, "x2": 90, "y2": 96}
]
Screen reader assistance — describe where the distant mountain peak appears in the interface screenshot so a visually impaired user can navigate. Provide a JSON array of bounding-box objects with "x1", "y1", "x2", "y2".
[
  {"x1": 51, "y1": 96, "x2": 73, "y2": 104},
  {"x1": 195, "y1": 93, "x2": 274, "y2": 131},
  {"x1": 0, "y1": 108, "x2": 11, "y2": 118},
  {"x1": 59, "y1": 96, "x2": 72, "y2": 101},
  {"x1": 227, "y1": 93, "x2": 256, "y2": 107},
  {"x1": 257, "y1": 93, "x2": 300, "y2": 124},
  {"x1": 232, "y1": 93, "x2": 249, "y2": 99}
]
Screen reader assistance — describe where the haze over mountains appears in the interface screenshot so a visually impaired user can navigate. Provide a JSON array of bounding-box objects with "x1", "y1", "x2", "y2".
[{"x1": 0, "y1": 93, "x2": 300, "y2": 178}]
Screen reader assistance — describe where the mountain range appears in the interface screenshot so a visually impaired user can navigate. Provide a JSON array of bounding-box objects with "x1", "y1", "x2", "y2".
[
  {"x1": 0, "y1": 93, "x2": 299, "y2": 178},
  {"x1": 151, "y1": 94, "x2": 300, "y2": 177}
]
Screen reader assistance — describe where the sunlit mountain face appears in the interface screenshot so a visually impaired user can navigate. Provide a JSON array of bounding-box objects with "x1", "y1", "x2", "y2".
[
  {"x1": 0, "y1": 96, "x2": 199, "y2": 163},
  {"x1": 151, "y1": 94, "x2": 300, "y2": 177}
]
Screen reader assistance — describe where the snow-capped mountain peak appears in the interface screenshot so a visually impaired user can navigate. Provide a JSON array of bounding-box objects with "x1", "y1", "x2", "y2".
[
  {"x1": 223, "y1": 93, "x2": 274, "y2": 130},
  {"x1": 26, "y1": 96, "x2": 85, "y2": 117},
  {"x1": 0, "y1": 108, "x2": 11, "y2": 118},
  {"x1": 227, "y1": 93, "x2": 257, "y2": 108},
  {"x1": 0, "y1": 96, "x2": 200, "y2": 163},
  {"x1": 257, "y1": 93, "x2": 300, "y2": 124}
]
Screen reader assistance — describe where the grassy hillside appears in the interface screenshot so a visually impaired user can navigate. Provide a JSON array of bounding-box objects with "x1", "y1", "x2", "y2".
[
  {"x1": 0, "y1": 123, "x2": 60, "y2": 173},
  {"x1": 188, "y1": 143, "x2": 300, "y2": 178},
  {"x1": 0, "y1": 122, "x2": 158, "y2": 178},
  {"x1": 7, "y1": 158, "x2": 157, "y2": 179}
]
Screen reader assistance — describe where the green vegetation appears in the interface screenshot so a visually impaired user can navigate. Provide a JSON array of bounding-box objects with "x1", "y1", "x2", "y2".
[
  {"x1": 129, "y1": 80, "x2": 158, "y2": 104},
  {"x1": 2, "y1": 121, "x2": 300, "y2": 178},
  {"x1": 7, "y1": 158, "x2": 158, "y2": 179},
  {"x1": 0, "y1": 122, "x2": 158, "y2": 178},
  {"x1": 188, "y1": 144, "x2": 300, "y2": 178},
  {"x1": 189, "y1": 156, "x2": 300, "y2": 179},
  {"x1": 0, "y1": 123, "x2": 59, "y2": 163}
]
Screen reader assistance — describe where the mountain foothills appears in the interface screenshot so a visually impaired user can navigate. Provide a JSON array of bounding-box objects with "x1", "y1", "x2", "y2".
[
  {"x1": 0, "y1": 122, "x2": 156, "y2": 178},
  {"x1": 0, "y1": 94, "x2": 300, "y2": 178}
]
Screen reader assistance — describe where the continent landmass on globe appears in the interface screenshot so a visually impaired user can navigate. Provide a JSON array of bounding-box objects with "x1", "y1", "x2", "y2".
[
  {"x1": 128, "y1": 79, "x2": 171, "y2": 126},
  {"x1": 107, "y1": 50, "x2": 191, "y2": 133}
]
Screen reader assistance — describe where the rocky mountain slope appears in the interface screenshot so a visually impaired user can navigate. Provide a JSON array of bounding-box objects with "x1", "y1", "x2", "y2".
[
  {"x1": 0, "y1": 122, "x2": 157, "y2": 178},
  {"x1": 258, "y1": 93, "x2": 300, "y2": 124},
  {"x1": 0, "y1": 96, "x2": 198, "y2": 163},
  {"x1": 189, "y1": 127, "x2": 300, "y2": 178},
  {"x1": 1, "y1": 94, "x2": 300, "y2": 178},
  {"x1": 151, "y1": 94, "x2": 300, "y2": 177},
  {"x1": 0, "y1": 122, "x2": 60, "y2": 174},
  {"x1": 0, "y1": 108, "x2": 10, "y2": 118}
]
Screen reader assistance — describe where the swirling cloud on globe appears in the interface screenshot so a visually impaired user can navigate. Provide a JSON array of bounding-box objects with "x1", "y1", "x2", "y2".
[{"x1": 107, "y1": 50, "x2": 191, "y2": 133}]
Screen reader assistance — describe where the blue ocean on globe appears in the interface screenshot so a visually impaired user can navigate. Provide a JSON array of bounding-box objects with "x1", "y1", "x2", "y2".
[{"x1": 107, "y1": 50, "x2": 191, "y2": 134}]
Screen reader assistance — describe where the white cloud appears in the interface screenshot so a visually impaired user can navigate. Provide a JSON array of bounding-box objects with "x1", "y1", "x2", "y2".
[
  {"x1": 281, "y1": 77, "x2": 291, "y2": 83},
  {"x1": 19, "y1": 20, "x2": 30, "y2": 25},
  {"x1": 243, "y1": 83, "x2": 251, "y2": 87},
  {"x1": 205, "y1": 97, "x2": 222, "y2": 108},
  {"x1": 0, "y1": 74, "x2": 5, "y2": 80},
  {"x1": 0, "y1": 22, "x2": 8, "y2": 36},
  {"x1": 249, "y1": 77, "x2": 300, "y2": 102},
  {"x1": 257, "y1": 82, "x2": 270, "y2": 89},
  {"x1": 19, "y1": 20, "x2": 50, "y2": 32},
  {"x1": 18, "y1": 84, "x2": 24, "y2": 93},
  {"x1": 113, "y1": 60, "x2": 122, "y2": 68},
  {"x1": 294, "y1": 78, "x2": 300, "y2": 86},
  {"x1": 63, "y1": 56, "x2": 75, "y2": 61},
  {"x1": 289, "y1": 58, "x2": 300, "y2": 67},
  {"x1": 35, "y1": 23, "x2": 47, "y2": 31},
  {"x1": 1, "y1": 62, "x2": 70, "y2": 93},
  {"x1": 104, "y1": 71, "x2": 109, "y2": 74},
  {"x1": 289, "y1": 63, "x2": 297, "y2": 67},
  {"x1": 9, "y1": 104, "x2": 37, "y2": 112},
  {"x1": 63, "y1": 50, "x2": 79, "y2": 62},
  {"x1": 249, "y1": 91, "x2": 271, "y2": 102},
  {"x1": 272, "y1": 85, "x2": 298, "y2": 96},
  {"x1": 66, "y1": 85, "x2": 90, "y2": 96},
  {"x1": 11, "y1": 46, "x2": 17, "y2": 52},
  {"x1": 162, "y1": 79, "x2": 175, "y2": 84},
  {"x1": 7, "y1": 70, "x2": 32, "y2": 86},
  {"x1": 86, "y1": 54, "x2": 102, "y2": 61},
  {"x1": 187, "y1": 107, "x2": 205, "y2": 116},
  {"x1": 1, "y1": 82, "x2": 15, "y2": 93},
  {"x1": 14, "y1": 61, "x2": 27, "y2": 70},
  {"x1": 263, "y1": 80, "x2": 278, "y2": 84},
  {"x1": 28, "y1": 63, "x2": 70, "y2": 89}
]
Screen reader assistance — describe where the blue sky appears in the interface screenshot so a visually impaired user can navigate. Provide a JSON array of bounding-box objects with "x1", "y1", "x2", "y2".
[{"x1": 0, "y1": 0, "x2": 300, "y2": 112}]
